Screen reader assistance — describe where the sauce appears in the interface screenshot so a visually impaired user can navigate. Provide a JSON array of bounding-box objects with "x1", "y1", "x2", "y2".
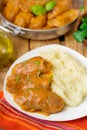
[{"x1": 6, "y1": 56, "x2": 64, "y2": 115}]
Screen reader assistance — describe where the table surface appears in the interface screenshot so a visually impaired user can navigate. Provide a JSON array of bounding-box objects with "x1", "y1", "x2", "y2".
[{"x1": 0, "y1": 1, "x2": 87, "y2": 91}]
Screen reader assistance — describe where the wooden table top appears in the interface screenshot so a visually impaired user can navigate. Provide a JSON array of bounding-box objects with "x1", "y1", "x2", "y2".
[{"x1": 0, "y1": 1, "x2": 87, "y2": 90}]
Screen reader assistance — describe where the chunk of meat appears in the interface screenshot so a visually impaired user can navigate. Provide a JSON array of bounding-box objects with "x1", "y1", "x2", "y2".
[
  {"x1": 14, "y1": 12, "x2": 33, "y2": 28},
  {"x1": 47, "y1": 0, "x2": 72, "y2": 20},
  {"x1": 29, "y1": 15, "x2": 47, "y2": 29},
  {"x1": 6, "y1": 74, "x2": 28, "y2": 94},
  {"x1": 14, "y1": 88, "x2": 64, "y2": 115},
  {"x1": 6, "y1": 56, "x2": 64, "y2": 115},
  {"x1": 26, "y1": 72, "x2": 53, "y2": 90},
  {"x1": 12, "y1": 56, "x2": 52, "y2": 75},
  {"x1": 18, "y1": 0, "x2": 33, "y2": 13},
  {"x1": 2, "y1": 0, "x2": 19, "y2": 21},
  {"x1": 47, "y1": 9, "x2": 79, "y2": 28},
  {"x1": 7, "y1": 56, "x2": 53, "y2": 93}
]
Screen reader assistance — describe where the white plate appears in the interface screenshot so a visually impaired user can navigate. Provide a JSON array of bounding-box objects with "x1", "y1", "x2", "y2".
[{"x1": 4, "y1": 44, "x2": 87, "y2": 121}]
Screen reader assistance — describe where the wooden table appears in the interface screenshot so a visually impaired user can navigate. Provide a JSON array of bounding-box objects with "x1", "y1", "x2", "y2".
[{"x1": 0, "y1": 1, "x2": 87, "y2": 91}]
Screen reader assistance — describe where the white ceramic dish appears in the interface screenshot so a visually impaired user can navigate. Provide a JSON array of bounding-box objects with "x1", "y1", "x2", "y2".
[{"x1": 4, "y1": 44, "x2": 87, "y2": 121}]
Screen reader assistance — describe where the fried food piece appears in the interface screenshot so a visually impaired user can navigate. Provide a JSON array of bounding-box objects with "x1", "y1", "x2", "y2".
[
  {"x1": 2, "y1": 0, "x2": 19, "y2": 22},
  {"x1": 18, "y1": 0, "x2": 32, "y2": 13},
  {"x1": 29, "y1": 15, "x2": 47, "y2": 29},
  {"x1": 14, "y1": 12, "x2": 33, "y2": 28},
  {"x1": 15, "y1": 88, "x2": 64, "y2": 115},
  {"x1": 47, "y1": 9, "x2": 79, "y2": 28},
  {"x1": 47, "y1": 0, "x2": 72, "y2": 20}
]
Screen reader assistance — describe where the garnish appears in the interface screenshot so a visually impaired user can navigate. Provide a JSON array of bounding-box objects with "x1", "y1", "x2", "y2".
[
  {"x1": 27, "y1": 75, "x2": 30, "y2": 81},
  {"x1": 27, "y1": 88, "x2": 32, "y2": 93},
  {"x1": 48, "y1": 96, "x2": 51, "y2": 102},
  {"x1": 31, "y1": 5, "x2": 46, "y2": 16},
  {"x1": 45, "y1": 1, "x2": 56, "y2": 11},
  {"x1": 35, "y1": 61, "x2": 41, "y2": 65},
  {"x1": 22, "y1": 61, "x2": 27, "y2": 66},
  {"x1": 48, "y1": 75, "x2": 53, "y2": 84},
  {"x1": 34, "y1": 70, "x2": 41, "y2": 78},
  {"x1": 80, "y1": 6, "x2": 85, "y2": 11},
  {"x1": 81, "y1": 15, "x2": 87, "y2": 23},
  {"x1": 27, "y1": 87, "x2": 39, "y2": 92},
  {"x1": 16, "y1": 75, "x2": 21, "y2": 84},
  {"x1": 30, "y1": 1, "x2": 56, "y2": 16},
  {"x1": 73, "y1": 15, "x2": 87, "y2": 42}
]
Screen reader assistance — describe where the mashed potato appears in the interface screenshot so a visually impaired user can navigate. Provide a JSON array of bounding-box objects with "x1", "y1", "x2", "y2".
[{"x1": 40, "y1": 48, "x2": 87, "y2": 107}]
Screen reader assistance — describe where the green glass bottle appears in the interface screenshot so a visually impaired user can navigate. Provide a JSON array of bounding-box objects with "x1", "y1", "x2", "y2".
[{"x1": 0, "y1": 31, "x2": 14, "y2": 68}]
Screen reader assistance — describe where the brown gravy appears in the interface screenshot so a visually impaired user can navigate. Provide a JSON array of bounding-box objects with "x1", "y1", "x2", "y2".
[{"x1": 6, "y1": 56, "x2": 64, "y2": 115}]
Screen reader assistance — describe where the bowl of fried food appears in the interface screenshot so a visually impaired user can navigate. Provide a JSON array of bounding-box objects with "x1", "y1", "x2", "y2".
[{"x1": 0, "y1": 0, "x2": 82, "y2": 40}]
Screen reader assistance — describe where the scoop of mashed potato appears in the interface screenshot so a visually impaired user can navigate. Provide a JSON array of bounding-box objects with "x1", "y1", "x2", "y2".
[{"x1": 40, "y1": 48, "x2": 87, "y2": 107}]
